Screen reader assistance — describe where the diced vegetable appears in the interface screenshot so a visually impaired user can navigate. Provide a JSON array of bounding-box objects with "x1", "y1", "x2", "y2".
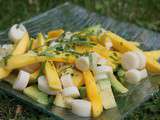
[
  {"x1": 108, "y1": 72, "x2": 128, "y2": 93},
  {"x1": 8, "y1": 24, "x2": 27, "y2": 43},
  {"x1": 83, "y1": 70, "x2": 103, "y2": 117},
  {"x1": 45, "y1": 61, "x2": 62, "y2": 91},
  {"x1": 121, "y1": 51, "x2": 140, "y2": 70},
  {"x1": 62, "y1": 86, "x2": 80, "y2": 98},
  {"x1": 125, "y1": 69, "x2": 148, "y2": 84},
  {"x1": 97, "y1": 79, "x2": 117, "y2": 109},
  {"x1": 54, "y1": 94, "x2": 68, "y2": 108},
  {"x1": 75, "y1": 56, "x2": 90, "y2": 71},
  {"x1": 23, "y1": 85, "x2": 49, "y2": 105},
  {"x1": 13, "y1": 70, "x2": 30, "y2": 90},
  {"x1": 71, "y1": 99, "x2": 91, "y2": 117},
  {"x1": 60, "y1": 74, "x2": 74, "y2": 88},
  {"x1": 79, "y1": 87, "x2": 87, "y2": 99},
  {"x1": 121, "y1": 51, "x2": 146, "y2": 70}
]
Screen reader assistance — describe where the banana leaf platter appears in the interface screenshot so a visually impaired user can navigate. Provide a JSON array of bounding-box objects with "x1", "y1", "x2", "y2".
[{"x1": 0, "y1": 2, "x2": 159, "y2": 120}]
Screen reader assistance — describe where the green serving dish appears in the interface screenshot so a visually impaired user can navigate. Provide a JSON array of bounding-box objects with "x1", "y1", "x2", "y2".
[{"x1": 0, "y1": 2, "x2": 159, "y2": 120}]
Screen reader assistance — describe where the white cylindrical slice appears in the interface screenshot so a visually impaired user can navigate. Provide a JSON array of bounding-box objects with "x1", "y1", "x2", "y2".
[
  {"x1": 135, "y1": 51, "x2": 146, "y2": 69},
  {"x1": 8, "y1": 24, "x2": 27, "y2": 43},
  {"x1": 95, "y1": 73, "x2": 108, "y2": 81},
  {"x1": 38, "y1": 76, "x2": 59, "y2": 95},
  {"x1": 60, "y1": 74, "x2": 74, "y2": 88},
  {"x1": 140, "y1": 69, "x2": 148, "y2": 79},
  {"x1": 125, "y1": 69, "x2": 141, "y2": 84},
  {"x1": 13, "y1": 70, "x2": 30, "y2": 90},
  {"x1": 71, "y1": 99, "x2": 91, "y2": 117},
  {"x1": 62, "y1": 86, "x2": 80, "y2": 98},
  {"x1": 95, "y1": 65, "x2": 112, "y2": 74},
  {"x1": 75, "y1": 56, "x2": 90, "y2": 71},
  {"x1": 121, "y1": 52, "x2": 140, "y2": 70}
]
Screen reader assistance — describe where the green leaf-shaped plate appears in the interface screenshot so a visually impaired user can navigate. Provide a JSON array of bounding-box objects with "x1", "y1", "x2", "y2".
[{"x1": 0, "y1": 2, "x2": 159, "y2": 120}]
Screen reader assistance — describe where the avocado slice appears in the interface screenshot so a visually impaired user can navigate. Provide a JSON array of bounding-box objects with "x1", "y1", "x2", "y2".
[{"x1": 23, "y1": 85, "x2": 49, "y2": 105}]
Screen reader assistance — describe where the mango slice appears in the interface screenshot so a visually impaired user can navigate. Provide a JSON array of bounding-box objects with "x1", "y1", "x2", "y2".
[
  {"x1": 83, "y1": 70, "x2": 103, "y2": 117},
  {"x1": 45, "y1": 61, "x2": 62, "y2": 91},
  {"x1": 12, "y1": 33, "x2": 29, "y2": 55}
]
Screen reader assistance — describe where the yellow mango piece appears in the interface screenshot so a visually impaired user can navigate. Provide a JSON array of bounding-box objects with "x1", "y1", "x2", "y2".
[
  {"x1": 93, "y1": 44, "x2": 111, "y2": 58},
  {"x1": 107, "y1": 31, "x2": 139, "y2": 53},
  {"x1": 83, "y1": 70, "x2": 103, "y2": 117},
  {"x1": 6, "y1": 53, "x2": 46, "y2": 70},
  {"x1": 72, "y1": 69, "x2": 84, "y2": 87},
  {"x1": 6, "y1": 52, "x2": 76, "y2": 71},
  {"x1": 37, "y1": 33, "x2": 46, "y2": 51},
  {"x1": 0, "y1": 68, "x2": 11, "y2": 79},
  {"x1": 45, "y1": 61, "x2": 62, "y2": 91},
  {"x1": 12, "y1": 33, "x2": 29, "y2": 55},
  {"x1": 107, "y1": 31, "x2": 160, "y2": 74},
  {"x1": 145, "y1": 50, "x2": 160, "y2": 60},
  {"x1": 145, "y1": 54, "x2": 160, "y2": 74},
  {"x1": 48, "y1": 29, "x2": 64, "y2": 39}
]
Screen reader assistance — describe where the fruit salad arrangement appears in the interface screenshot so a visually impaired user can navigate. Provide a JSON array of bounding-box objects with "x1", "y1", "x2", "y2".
[{"x1": 0, "y1": 24, "x2": 159, "y2": 118}]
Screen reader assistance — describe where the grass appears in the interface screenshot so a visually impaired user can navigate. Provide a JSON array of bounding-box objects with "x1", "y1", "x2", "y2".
[
  {"x1": 0, "y1": 0, "x2": 160, "y2": 32},
  {"x1": 0, "y1": 0, "x2": 160, "y2": 119}
]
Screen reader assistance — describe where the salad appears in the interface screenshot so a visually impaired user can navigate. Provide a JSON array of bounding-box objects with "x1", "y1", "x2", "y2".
[{"x1": 0, "y1": 24, "x2": 159, "y2": 118}]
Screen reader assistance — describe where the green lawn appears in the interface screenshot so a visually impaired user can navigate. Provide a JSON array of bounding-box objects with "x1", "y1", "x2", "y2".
[{"x1": 0, "y1": 0, "x2": 159, "y2": 119}]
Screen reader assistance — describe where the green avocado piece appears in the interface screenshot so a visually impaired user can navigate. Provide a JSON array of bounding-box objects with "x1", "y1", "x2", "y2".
[
  {"x1": 79, "y1": 87, "x2": 87, "y2": 99},
  {"x1": 23, "y1": 85, "x2": 49, "y2": 105}
]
